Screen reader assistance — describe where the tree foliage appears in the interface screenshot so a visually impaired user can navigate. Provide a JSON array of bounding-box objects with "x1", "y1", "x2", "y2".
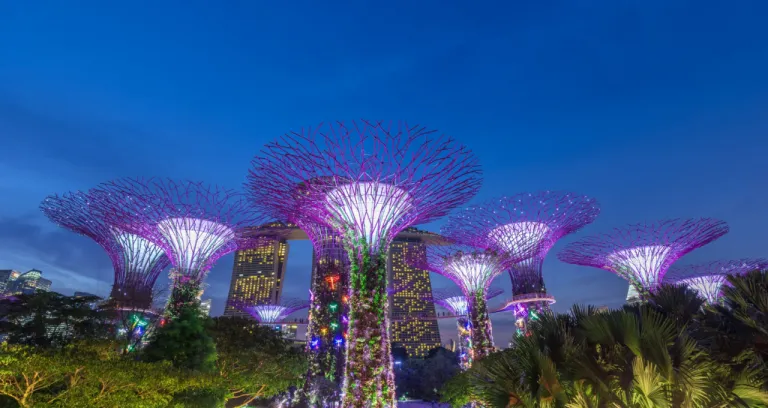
[
  {"x1": 443, "y1": 271, "x2": 768, "y2": 408},
  {"x1": 0, "y1": 292, "x2": 111, "y2": 348},
  {"x1": 143, "y1": 305, "x2": 217, "y2": 372}
]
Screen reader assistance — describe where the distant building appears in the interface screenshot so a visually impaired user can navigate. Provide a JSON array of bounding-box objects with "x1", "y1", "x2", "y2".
[
  {"x1": 596, "y1": 305, "x2": 610, "y2": 313},
  {"x1": 74, "y1": 292, "x2": 102, "y2": 309},
  {"x1": 200, "y1": 299, "x2": 212, "y2": 316},
  {"x1": 224, "y1": 227, "x2": 290, "y2": 317},
  {"x1": 7, "y1": 269, "x2": 52, "y2": 295},
  {"x1": 388, "y1": 229, "x2": 443, "y2": 358},
  {"x1": 0, "y1": 270, "x2": 21, "y2": 294},
  {"x1": 280, "y1": 322, "x2": 299, "y2": 339}
]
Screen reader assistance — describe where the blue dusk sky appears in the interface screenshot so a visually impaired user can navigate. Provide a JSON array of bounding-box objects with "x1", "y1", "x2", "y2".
[{"x1": 1, "y1": 1, "x2": 767, "y2": 344}]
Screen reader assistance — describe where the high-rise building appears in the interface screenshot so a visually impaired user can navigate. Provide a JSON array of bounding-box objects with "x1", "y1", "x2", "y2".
[
  {"x1": 224, "y1": 238, "x2": 289, "y2": 317},
  {"x1": 223, "y1": 225, "x2": 443, "y2": 357},
  {"x1": 7, "y1": 269, "x2": 51, "y2": 295},
  {"x1": 200, "y1": 298, "x2": 212, "y2": 316},
  {"x1": 0, "y1": 270, "x2": 21, "y2": 294},
  {"x1": 388, "y1": 229, "x2": 443, "y2": 358}
]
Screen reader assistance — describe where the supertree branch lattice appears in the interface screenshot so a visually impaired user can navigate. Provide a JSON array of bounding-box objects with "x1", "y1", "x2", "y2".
[
  {"x1": 558, "y1": 218, "x2": 729, "y2": 300},
  {"x1": 426, "y1": 287, "x2": 503, "y2": 370},
  {"x1": 93, "y1": 178, "x2": 268, "y2": 317},
  {"x1": 237, "y1": 298, "x2": 310, "y2": 325},
  {"x1": 408, "y1": 245, "x2": 519, "y2": 360},
  {"x1": 40, "y1": 191, "x2": 169, "y2": 310},
  {"x1": 444, "y1": 191, "x2": 599, "y2": 314},
  {"x1": 247, "y1": 120, "x2": 481, "y2": 408},
  {"x1": 665, "y1": 259, "x2": 768, "y2": 303}
]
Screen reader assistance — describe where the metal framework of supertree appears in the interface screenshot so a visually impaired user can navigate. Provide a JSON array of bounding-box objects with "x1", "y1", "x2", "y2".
[
  {"x1": 407, "y1": 244, "x2": 522, "y2": 361},
  {"x1": 558, "y1": 218, "x2": 729, "y2": 302},
  {"x1": 426, "y1": 287, "x2": 503, "y2": 370},
  {"x1": 443, "y1": 191, "x2": 600, "y2": 335},
  {"x1": 246, "y1": 120, "x2": 481, "y2": 408},
  {"x1": 40, "y1": 191, "x2": 170, "y2": 311},
  {"x1": 93, "y1": 178, "x2": 267, "y2": 318},
  {"x1": 665, "y1": 259, "x2": 768, "y2": 303},
  {"x1": 238, "y1": 298, "x2": 310, "y2": 325}
]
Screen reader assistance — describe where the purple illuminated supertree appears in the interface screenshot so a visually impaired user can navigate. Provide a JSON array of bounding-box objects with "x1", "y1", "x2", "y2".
[
  {"x1": 427, "y1": 287, "x2": 503, "y2": 370},
  {"x1": 238, "y1": 298, "x2": 310, "y2": 325},
  {"x1": 93, "y1": 178, "x2": 267, "y2": 318},
  {"x1": 247, "y1": 121, "x2": 481, "y2": 407},
  {"x1": 407, "y1": 245, "x2": 522, "y2": 359},
  {"x1": 40, "y1": 191, "x2": 170, "y2": 310},
  {"x1": 558, "y1": 218, "x2": 729, "y2": 302},
  {"x1": 443, "y1": 191, "x2": 599, "y2": 334},
  {"x1": 665, "y1": 259, "x2": 768, "y2": 303}
]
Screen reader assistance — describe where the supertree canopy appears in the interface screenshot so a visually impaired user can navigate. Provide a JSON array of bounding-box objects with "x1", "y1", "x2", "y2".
[
  {"x1": 40, "y1": 191, "x2": 169, "y2": 310},
  {"x1": 427, "y1": 287, "x2": 503, "y2": 370},
  {"x1": 443, "y1": 192, "x2": 599, "y2": 334},
  {"x1": 93, "y1": 178, "x2": 266, "y2": 317},
  {"x1": 239, "y1": 298, "x2": 310, "y2": 325},
  {"x1": 247, "y1": 120, "x2": 481, "y2": 408},
  {"x1": 408, "y1": 245, "x2": 521, "y2": 359},
  {"x1": 558, "y1": 218, "x2": 729, "y2": 301},
  {"x1": 665, "y1": 259, "x2": 768, "y2": 303}
]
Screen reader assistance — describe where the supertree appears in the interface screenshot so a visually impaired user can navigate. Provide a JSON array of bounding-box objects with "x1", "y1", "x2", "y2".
[
  {"x1": 239, "y1": 298, "x2": 311, "y2": 325},
  {"x1": 40, "y1": 190, "x2": 169, "y2": 310},
  {"x1": 247, "y1": 120, "x2": 481, "y2": 407},
  {"x1": 443, "y1": 191, "x2": 600, "y2": 335},
  {"x1": 93, "y1": 178, "x2": 267, "y2": 318},
  {"x1": 665, "y1": 259, "x2": 768, "y2": 303},
  {"x1": 407, "y1": 244, "x2": 525, "y2": 359},
  {"x1": 558, "y1": 218, "x2": 729, "y2": 302},
  {"x1": 426, "y1": 287, "x2": 503, "y2": 369}
]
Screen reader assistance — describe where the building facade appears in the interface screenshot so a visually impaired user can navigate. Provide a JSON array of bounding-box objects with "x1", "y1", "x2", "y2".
[
  {"x1": 388, "y1": 229, "x2": 443, "y2": 358},
  {"x1": 224, "y1": 226, "x2": 443, "y2": 358},
  {"x1": 200, "y1": 299, "x2": 212, "y2": 316},
  {"x1": 0, "y1": 270, "x2": 21, "y2": 294},
  {"x1": 7, "y1": 269, "x2": 51, "y2": 295},
  {"x1": 223, "y1": 239, "x2": 289, "y2": 317}
]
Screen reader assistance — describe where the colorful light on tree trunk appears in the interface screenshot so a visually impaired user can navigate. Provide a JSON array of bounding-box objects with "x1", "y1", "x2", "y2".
[{"x1": 247, "y1": 120, "x2": 481, "y2": 407}]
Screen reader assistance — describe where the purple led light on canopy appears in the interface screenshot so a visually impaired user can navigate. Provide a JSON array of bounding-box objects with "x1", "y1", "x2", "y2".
[
  {"x1": 444, "y1": 191, "x2": 600, "y2": 299},
  {"x1": 408, "y1": 245, "x2": 521, "y2": 359},
  {"x1": 40, "y1": 191, "x2": 170, "y2": 310},
  {"x1": 558, "y1": 218, "x2": 729, "y2": 301},
  {"x1": 665, "y1": 259, "x2": 768, "y2": 303},
  {"x1": 93, "y1": 178, "x2": 267, "y2": 317},
  {"x1": 246, "y1": 121, "x2": 481, "y2": 408}
]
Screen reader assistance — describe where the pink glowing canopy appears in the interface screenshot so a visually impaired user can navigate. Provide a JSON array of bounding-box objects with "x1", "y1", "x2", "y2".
[
  {"x1": 93, "y1": 178, "x2": 268, "y2": 281},
  {"x1": 246, "y1": 120, "x2": 482, "y2": 252},
  {"x1": 558, "y1": 218, "x2": 729, "y2": 291},
  {"x1": 40, "y1": 190, "x2": 170, "y2": 302},
  {"x1": 665, "y1": 258, "x2": 768, "y2": 303}
]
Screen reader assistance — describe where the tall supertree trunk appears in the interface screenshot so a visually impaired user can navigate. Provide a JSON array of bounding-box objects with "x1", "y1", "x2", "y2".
[
  {"x1": 341, "y1": 243, "x2": 395, "y2": 408},
  {"x1": 468, "y1": 290, "x2": 493, "y2": 359}
]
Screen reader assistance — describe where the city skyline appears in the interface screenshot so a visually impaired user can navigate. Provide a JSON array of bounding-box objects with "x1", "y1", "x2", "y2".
[{"x1": 2, "y1": 2, "x2": 768, "y2": 344}]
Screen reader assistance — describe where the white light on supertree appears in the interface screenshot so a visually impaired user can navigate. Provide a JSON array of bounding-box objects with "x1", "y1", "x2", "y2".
[
  {"x1": 665, "y1": 258, "x2": 768, "y2": 303},
  {"x1": 111, "y1": 229, "x2": 166, "y2": 273},
  {"x1": 607, "y1": 245, "x2": 672, "y2": 289},
  {"x1": 559, "y1": 218, "x2": 729, "y2": 299},
  {"x1": 488, "y1": 221, "x2": 551, "y2": 254},
  {"x1": 678, "y1": 276, "x2": 726, "y2": 303},
  {"x1": 156, "y1": 217, "x2": 235, "y2": 274},
  {"x1": 325, "y1": 182, "x2": 412, "y2": 251}
]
